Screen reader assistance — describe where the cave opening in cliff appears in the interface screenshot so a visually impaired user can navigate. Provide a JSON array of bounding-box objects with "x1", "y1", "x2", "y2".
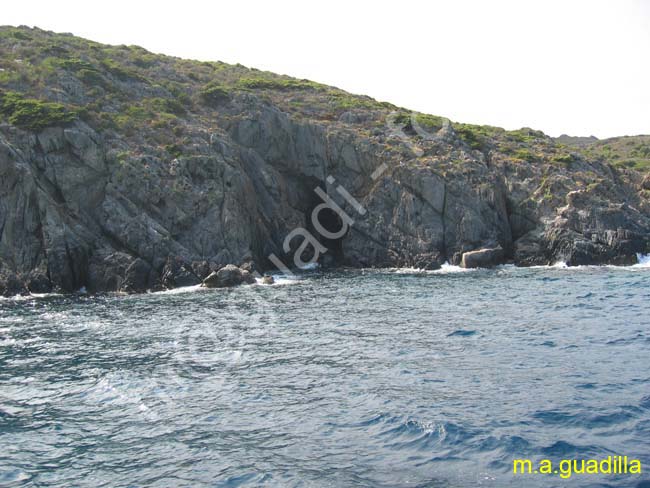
[{"x1": 306, "y1": 190, "x2": 347, "y2": 267}]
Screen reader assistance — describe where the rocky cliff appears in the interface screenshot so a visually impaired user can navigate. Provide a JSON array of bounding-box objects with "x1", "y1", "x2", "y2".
[{"x1": 1, "y1": 26, "x2": 649, "y2": 295}]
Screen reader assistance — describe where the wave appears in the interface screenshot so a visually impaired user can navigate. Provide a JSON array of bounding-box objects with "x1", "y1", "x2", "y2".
[
  {"x1": 3, "y1": 253, "x2": 649, "y2": 302},
  {"x1": 151, "y1": 284, "x2": 204, "y2": 295},
  {"x1": 433, "y1": 262, "x2": 474, "y2": 274},
  {"x1": 259, "y1": 274, "x2": 303, "y2": 286},
  {"x1": 352, "y1": 412, "x2": 478, "y2": 452},
  {"x1": 634, "y1": 253, "x2": 650, "y2": 268},
  {"x1": 524, "y1": 255, "x2": 650, "y2": 271},
  {"x1": 0, "y1": 291, "x2": 62, "y2": 302},
  {"x1": 384, "y1": 262, "x2": 475, "y2": 275},
  {"x1": 382, "y1": 257, "x2": 650, "y2": 274}
]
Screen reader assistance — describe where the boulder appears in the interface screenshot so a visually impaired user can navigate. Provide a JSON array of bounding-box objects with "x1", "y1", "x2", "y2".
[
  {"x1": 161, "y1": 257, "x2": 200, "y2": 289},
  {"x1": 461, "y1": 245, "x2": 505, "y2": 268},
  {"x1": 26, "y1": 270, "x2": 52, "y2": 294},
  {"x1": 121, "y1": 258, "x2": 155, "y2": 293},
  {"x1": 201, "y1": 271, "x2": 221, "y2": 288},
  {"x1": 241, "y1": 270, "x2": 256, "y2": 284},
  {"x1": 191, "y1": 261, "x2": 211, "y2": 281},
  {"x1": 201, "y1": 264, "x2": 251, "y2": 288},
  {"x1": 0, "y1": 271, "x2": 27, "y2": 297},
  {"x1": 239, "y1": 260, "x2": 257, "y2": 273},
  {"x1": 216, "y1": 264, "x2": 244, "y2": 287},
  {"x1": 86, "y1": 250, "x2": 133, "y2": 293},
  {"x1": 513, "y1": 231, "x2": 546, "y2": 266}
]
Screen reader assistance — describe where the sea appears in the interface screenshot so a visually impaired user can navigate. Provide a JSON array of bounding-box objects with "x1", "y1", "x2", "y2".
[{"x1": 1, "y1": 257, "x2": 650, "y2": 487}]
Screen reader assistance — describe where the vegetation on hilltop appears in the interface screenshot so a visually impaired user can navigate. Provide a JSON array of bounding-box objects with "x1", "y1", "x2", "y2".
[
  {"x1": 557, "y1": 134, "x2": 650, "y2": 172},
  {"x1": 0, "y1": 25, "x2": 647, "y2": 173}
]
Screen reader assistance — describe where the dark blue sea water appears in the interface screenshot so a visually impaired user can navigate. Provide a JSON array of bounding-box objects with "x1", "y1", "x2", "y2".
[{"x1": 1, "y1": 262, "x2": 650, "y2": 487}]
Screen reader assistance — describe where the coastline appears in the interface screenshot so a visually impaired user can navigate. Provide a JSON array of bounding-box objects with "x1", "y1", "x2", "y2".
[{"x1": 2, "y1": 253, "x2": 649, "y2": 301}]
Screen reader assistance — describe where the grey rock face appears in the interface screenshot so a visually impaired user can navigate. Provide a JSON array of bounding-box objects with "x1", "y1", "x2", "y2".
[
  {"x1": 161, "y1": 257, "x2": 200, "y2": 289},
  {"x1": 642, "y1": 175, "x2": 650, "y2": 191},
  {"x1": 121, "y1": 258, "x2": 156, "y2": 293},
  {"x1": 1, "y1": 92, "x2": 649, "y2": 296}
]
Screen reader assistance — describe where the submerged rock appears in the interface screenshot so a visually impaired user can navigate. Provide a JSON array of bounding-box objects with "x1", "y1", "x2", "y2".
[{"x1": 261, "y1": 275, "x2": 275, "y2": 285}]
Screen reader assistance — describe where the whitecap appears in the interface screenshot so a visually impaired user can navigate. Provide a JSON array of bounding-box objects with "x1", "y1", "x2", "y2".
[
  {"x1": 431, "y1": 262, "x2": 474, "y2": 274},
  {"x1": 30, "y1": 292, "x2": 60, "y2": 298},
  {"x1": 0, "y1": 291, "x2": 61, "y2": 302},
  {"x1": 378, "y1": 262, "x2": 478, "y2": 274},
  {"x1": 384, "y1": 266, "x2": 426, "y2": 274},
  {"x1": 385, "y1": 262, "x2": 475, "y2": 274},
  {"x1": 634, "y1": 253, "x2": 650, "y2": 268},
  {"x1": 151, "y1": 284, "x2": 204, "y2": 295},
  {"x1": 255, "y1": 274, "x2": 302, "y2": 286},
  {"x1": 0, "y1": 294, "x2": 32, "y2": 302}
]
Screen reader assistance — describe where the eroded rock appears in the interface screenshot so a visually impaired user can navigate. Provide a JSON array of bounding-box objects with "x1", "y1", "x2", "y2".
[
  {"x1": 201, "y1": 264, "x2": 253, "y2": 288},
  {"x1": 461, "y1": 246, "x2": 505, "y2": 268}
]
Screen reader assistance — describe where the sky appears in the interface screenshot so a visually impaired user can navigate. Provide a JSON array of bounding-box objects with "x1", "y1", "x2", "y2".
[{"x1": 3, "y1": 0, "x2": 649, "y2": 138}]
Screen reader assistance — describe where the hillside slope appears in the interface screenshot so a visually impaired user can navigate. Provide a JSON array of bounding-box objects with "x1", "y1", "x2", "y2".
[
  {"x1": 1, "y1": 26, "x2": 649, "y2": 295},
  {"x1": 556, "y1": 134, "x2": 650, "y2": 172}
]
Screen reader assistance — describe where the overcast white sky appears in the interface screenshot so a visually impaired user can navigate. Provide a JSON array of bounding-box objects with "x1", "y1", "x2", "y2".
[{"x1": 3, "y1": 0, "x2": 649, "y2": 138}]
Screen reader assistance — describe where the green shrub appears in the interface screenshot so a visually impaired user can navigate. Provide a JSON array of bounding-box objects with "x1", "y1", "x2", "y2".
[
  {"x1": 507, "y1": 128, "x2": 546, "y2": 143},
  {"x1": 390, "y1": 112, "x2": 445, "y2": 134},
  {"x1": 329, "y1": 92, "x2": 378, "y2": 110},
  {"x1": 632, "y1": 144, "x2": 650, "y2": 159},
  {"x1": 131, "y1": 54, "x2": 157, "y2": 69},
  {"x1": 123, "y1": 105, "x2": 151, "y2": 121},
  {"x1": 7, "y1": 30, "x2": 32, "y2": 41},
  {"x1": 199, "y1": 82, "x2": 231, "y2": 105},
  {"x1": 552, "y1": 153, "x2": 575, "y2": 164},
  {"x1": 0, "y1": 90, "x2": 76, "y2": 130},
  {"x1": 236, "y1": 77, "x2": 325, "y2": 91},
  {"x1": 152, "y1": 113, "x2": 178, "y2": 129},
  {"x1": 0, "y1": 69, "x2": 22, "y2": 85},
  {"x1": 57, "y1": 58, "x2": 96, "y2": 72},
  {"x1": 454, "y1": 123, "x2": 503, "y2": 150},
  {"x1": 76, "y1": 68, "x2": 106, "y2": 86},
  {"x1": 514, "y1": 148, "x2": 539, "y2": 162},
  {"x1": 164, "y1": 143, "x2": 183, "y2": 158},
  {"x1": 614, "y1": 159, "x2": 650, "y2": 172},
  {"x1": 392, "y1": 112, "x2": 411, "y2": 126},
  {"x1": 38, "y1": 42, "x2": 70, "y2": 58},
  {"x1": 100, "y1": 58, "x2": 148, "y2": 83},
  {"x1": 159, "y1": 81, "x2": 192, "y2": 108},
  {"x1": 415, "y1": 113, "x2": 444, "y2": 131},
  {"x1": 454, "y1": 125, "x2": 483, "y2": 150},
  {"x1": 147, "y1": 97, "x2": 186, "y2": 115}
]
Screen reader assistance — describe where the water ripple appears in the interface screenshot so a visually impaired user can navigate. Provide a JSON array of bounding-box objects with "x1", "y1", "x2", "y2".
[{"x1": 0, "y1": 266, "x2": 649, "y2": 486}]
